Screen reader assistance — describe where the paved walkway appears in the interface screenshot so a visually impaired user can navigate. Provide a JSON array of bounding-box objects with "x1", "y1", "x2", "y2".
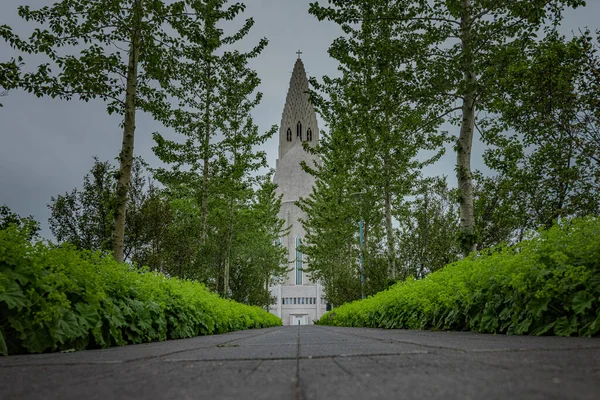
[{"x1": 1, "y1": 325, "x2": 599, "y2": 399}]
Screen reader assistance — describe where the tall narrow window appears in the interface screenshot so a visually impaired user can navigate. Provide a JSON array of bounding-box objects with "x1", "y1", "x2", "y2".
[
  {"x1": 286, "y1": 128, "x2": 292, "y2": 142},
  {"x1": 296, "y1": 121, "x2": 302, "y2": 141},
  {"x1": 307, "y1": 128, "x2": 312, "y2": 142},
  {"x1": 296, "y1": 236, "x2": 303, "y2": 285}
]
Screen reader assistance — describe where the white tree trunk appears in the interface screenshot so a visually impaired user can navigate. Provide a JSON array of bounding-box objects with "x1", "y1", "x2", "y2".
[
  {"x1": 457, "y1": 0, "x2": 477, "y2": 254},
  {"x1": 113, "y1": 3, "x2": 141, "y2": 262},
  {"x1": 201, "y1": 64, "x2": 212, "y2": 245}
]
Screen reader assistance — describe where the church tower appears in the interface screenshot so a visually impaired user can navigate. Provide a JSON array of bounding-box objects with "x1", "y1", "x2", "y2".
[{"x1": 269, "y1": 55, "x2": 326, "y2": 325}]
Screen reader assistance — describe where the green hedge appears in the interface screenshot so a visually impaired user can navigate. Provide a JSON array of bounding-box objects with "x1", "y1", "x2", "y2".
[
  {"x1": 317, "y1": 217, "x2": 600, "y2": 337},
  {"x1": 0, "y1": 227, "x2": 281, "y2": 355}
]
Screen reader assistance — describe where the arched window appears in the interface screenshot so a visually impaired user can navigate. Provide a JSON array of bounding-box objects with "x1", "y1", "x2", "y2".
[
  {"x1": 307, "y1": 128, "x2": 312, "y2": 142},
  {"x1": 286, "y1": 128, "x2": 292, "y2": 142},
  {"x1": 295, "y1": 236, "x2": 303, "y2": 285},
  {"x1": 296, "y1": 121, "x2": 302, "y2": 141}
]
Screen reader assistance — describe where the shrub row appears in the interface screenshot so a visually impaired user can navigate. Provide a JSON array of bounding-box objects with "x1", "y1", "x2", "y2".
[
  {"x1": 317, "y1": 217, "x2": 600, "y2": 337},
  {"x1": 0, "y1": 227, "x2": 281, "y2": 356}
]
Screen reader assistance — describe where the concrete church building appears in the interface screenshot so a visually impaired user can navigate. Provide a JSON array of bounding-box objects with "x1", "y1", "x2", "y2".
[{"x1": 269, "y1": 55, "x2": 328, "y2": 325}]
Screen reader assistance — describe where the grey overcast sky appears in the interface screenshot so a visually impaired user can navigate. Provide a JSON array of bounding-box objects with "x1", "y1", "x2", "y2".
[{"x1": 1, "y1": 0, "x2": 599, "y2": 239}]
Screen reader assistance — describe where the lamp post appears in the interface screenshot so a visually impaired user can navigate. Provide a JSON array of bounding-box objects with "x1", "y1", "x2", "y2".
[{"x1": 350, "y1": 191, "x2": 365, "y2": 300}]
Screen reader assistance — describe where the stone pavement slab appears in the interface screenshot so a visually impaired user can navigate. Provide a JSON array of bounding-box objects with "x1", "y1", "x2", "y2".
[{"x1": 1, "y1": 325, "x2": 598, "y2": 399}]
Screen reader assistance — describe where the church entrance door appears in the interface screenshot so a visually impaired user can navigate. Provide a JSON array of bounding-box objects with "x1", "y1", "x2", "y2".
[{"x1": 291, "y1": 315, "x2": 307, "y2": 325}]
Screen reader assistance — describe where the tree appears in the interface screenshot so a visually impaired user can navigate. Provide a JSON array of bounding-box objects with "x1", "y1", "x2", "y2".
[
  {"x1": 310, "y1": 0, "x2": 585, "y2": 254},
  {"x1": 0, "y1": 57, "x2": 22, "y2": 107},
  {"x1": 575, "y1": 30, "x2": 600, "y2": 171},
  {"x1": 49, "y1": 158, "x2": 115, "y2": 251},
  {"x1": 472, "y1": 173, "x2": 527, "y2": 248},
  {"x1": 130, "y1": 185, "x2": 172, "y2": 272},
  {"x1": 299, "y1": 122, "x2": 390, "y2": 305},
  {"x1": 0, "y1": 0, "x2": 203, "y2": 261},
  {"x1": 308, "y1": 0, "x2": 444, "y2": 281},
  {"x1": 483, "y1": 31, "x2": 600, "y2": 233},
  {"x1": 153, "y1": 1, "x2": 266, "y2": 247},
  {"x1": 396, "y1": 177, "x2": 461, "y2": 279},
  {"x1": 48, "y1": 157, "x2": 155, "y2": 260},
  {"x1": 0, "y1": 205, "x2": 40, "y2": 240},
  {"x1": 216, "y1": 48, "x2": 276, "y2": 296},
  {"x1": 229, "y1": 177, "x2": 288, "y2": 308},
  {"x1": 298, "y1": 127, "x2": 364, "y2": 305},
  {"x1": 152, "y1": 0, "x2": 276, "y2": 296}
]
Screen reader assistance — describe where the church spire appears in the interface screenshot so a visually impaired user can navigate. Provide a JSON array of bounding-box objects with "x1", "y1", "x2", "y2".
[
  {"x1": 277, "y1": 56, "x2": 319, "y2": 161},
  {"x1": 269, "y1": 56, "x2": 324, "y2": 323}
]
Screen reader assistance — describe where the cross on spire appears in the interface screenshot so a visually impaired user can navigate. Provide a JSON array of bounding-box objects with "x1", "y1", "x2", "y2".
[{"x1": 296, "y1": 49, "x2": 302, "y2": 59}]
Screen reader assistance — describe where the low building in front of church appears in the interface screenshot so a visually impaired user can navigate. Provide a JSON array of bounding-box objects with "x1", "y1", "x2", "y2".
[{"x1": 269, "y1": 56, "x2": 329, "y2": 325}]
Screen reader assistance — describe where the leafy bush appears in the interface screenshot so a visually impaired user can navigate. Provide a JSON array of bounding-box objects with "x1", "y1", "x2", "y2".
[
  {"x1": 317, "y1": 217, "x2": 600, "y2": 337},
  {"x1": 0, "y1": 227, "x2": 281, "y2": 356}
]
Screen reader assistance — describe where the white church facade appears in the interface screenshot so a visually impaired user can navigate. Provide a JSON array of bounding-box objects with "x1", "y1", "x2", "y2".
[{"x1": 268, "y1": 55, "x2": 329, "y2": 325}]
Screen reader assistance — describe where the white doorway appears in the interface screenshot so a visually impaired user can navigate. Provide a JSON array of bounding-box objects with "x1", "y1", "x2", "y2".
[{"x1": 291, "y1": 315, "x2": 307, "y2": 325}]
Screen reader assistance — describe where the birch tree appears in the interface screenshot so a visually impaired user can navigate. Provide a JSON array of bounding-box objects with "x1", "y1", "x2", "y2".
[
  {"x1": 0, "y1": 0, "x2": 200, "y2": 261},
  {"x1": 312, "y1": 0, "x2": 585, "y2": 254},
  {"x1": 308, "y1": 0, "x2": 444, "y2": 280}
]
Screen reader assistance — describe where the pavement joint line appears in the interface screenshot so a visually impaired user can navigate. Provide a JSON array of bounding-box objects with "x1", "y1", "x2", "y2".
[
  {"x1": 243, "y1": 359, "x2": 264, "y2": 381},
  {"x1": 205, "y1": 341, "x2": 364, "y2": 347},
  {"x1": 316, "y1": 325, "x2": 467, "y2": 353},
  {"x1": 316, "y1": 326, "x2": 600, "y2": 354},
  {"x1": 0, "y1": 351, "x2": 435, "y2": 368},
  {"x1": 463, "y1": 356, "x2": 600, "y2": 375},
  {"x1": 468, "y1": 346, "x2": 600, "y2": 353},
  {"x1": 154, "y1": 351, "x2": 431, "y2": 363},
  {"x1": 0, "y1": 328, "x2": 278, "y2": 368},
  {"x1": 0, "y1": 360, "x2": 126, "y2": 367},
  {"x1": 0, "y1": 361, "x2": 129, "y2": 367},
  {"x1": 294, "y1": 326, "x2": 304, "y2": 400},
  {"x1": 331, "y1": 357, "x2": 354, "y2": 376},
  {"x1": 465, "y1": 357, "x2": 530, "y2": 372},
  {"x1": 9, "y1": 345, "x2": 592, "y2": 369},
  {"x1": 123, "y1": 328, "x2": 275, "y2": 364}
]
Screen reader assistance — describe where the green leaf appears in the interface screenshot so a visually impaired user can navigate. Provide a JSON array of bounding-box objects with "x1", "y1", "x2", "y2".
[
  {"x1": 527, "y1": 297, "x2": 550, "y2": 318},
  {"x1": 480, "y1": 313, "x2": 499, "y2": 332},
  {"x1": 530, "y1": 321, "x2": 555, "y2": 336},
  {"x1": 499, "y1": 306, "x2": 512, "y2": 321},
  {"x1": 21, "y1": 324, "x2": 54, "y2": 353},
  {"x1": 0, "y1": 266, "x2": 31, "y2": 286},
  {"x1": 579, "y1": 312, "x2": 600, "y2": 337},
  {"x1": 54, "y1": 310, "x2": 86, "y2": 344},
  {"x1": 571, "y1": 291, "x2": 594, "y2": 315},
  {"x1": 0, "y1": 280, "x2": 30, "y2": 311},
  {"x1": 0, "y1": 330, "x2": 7, "y2": 356},
  {"x1": 554, "y1": 316, "x2": 578, "y2": 337},
  {"x1": 514, "y1": 316, "x2": 533, "y2": 335},
  {"x1": 75, "y1": 303, "x2": 100, "y2": 330}
]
